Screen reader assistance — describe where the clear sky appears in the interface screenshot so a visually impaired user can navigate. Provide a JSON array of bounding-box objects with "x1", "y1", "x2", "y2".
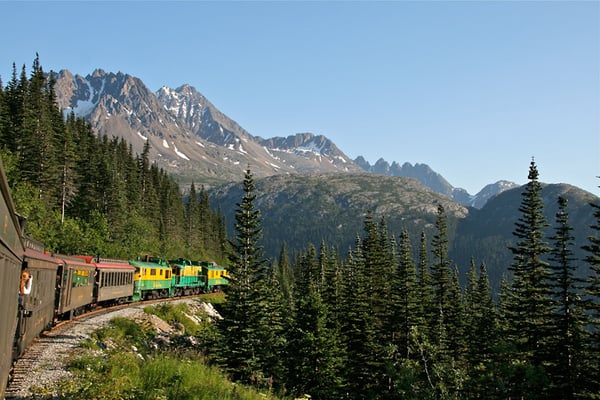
[{"x1": 1, "y1": 1, "x2": 598, "y2": 195}]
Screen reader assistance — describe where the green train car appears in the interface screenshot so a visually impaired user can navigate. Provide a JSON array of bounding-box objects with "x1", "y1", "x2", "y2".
[
  {"x1": 130, "y1": 257, "x2": 173, "y2": 301},
  {"x1": 169, "y1": 258, "x2": 204, "y2": 296},
  {"x1": 195, "y1": 261, "x2": 228, "y2": 292}
]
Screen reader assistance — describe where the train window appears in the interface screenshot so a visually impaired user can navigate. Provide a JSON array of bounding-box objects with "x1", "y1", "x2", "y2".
[
  {"x1": 150, "y1": 269, "x2": 156, "y2": 276},
  {"x1": 160, "y1": 269, "x2": 164, "y2": 276},
  {"x1": 166, "y1": 270, "x2": 171, "y2": 279}
]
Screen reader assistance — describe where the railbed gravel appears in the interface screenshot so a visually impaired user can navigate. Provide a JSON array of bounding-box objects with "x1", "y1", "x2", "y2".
[{"x1": 5, "y1": 305, "x2": 146, "y2": 400}]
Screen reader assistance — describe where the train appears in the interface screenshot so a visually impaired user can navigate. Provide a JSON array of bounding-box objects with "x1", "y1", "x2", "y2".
[{"x1": 0, "y1": 161, "x2": 228, "y2": 398}]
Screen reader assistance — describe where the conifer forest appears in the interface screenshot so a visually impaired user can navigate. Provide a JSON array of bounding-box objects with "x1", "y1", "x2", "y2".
[{"x1": 2, "y1": 59, "x2": 600, "y2": 399}]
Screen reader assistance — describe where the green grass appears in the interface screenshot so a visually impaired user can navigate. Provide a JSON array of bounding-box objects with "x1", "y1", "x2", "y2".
[
  {"x1": 57, "y1": 353, "x2": 280, "y2": 400},
  {"x1": 31, "y1": 303, "x2": 280, "y2": 400}
]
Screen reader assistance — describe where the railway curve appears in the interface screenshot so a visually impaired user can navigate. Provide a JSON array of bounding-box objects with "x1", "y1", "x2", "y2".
[{"x1": 4, "y1": 297, "x2": 207, "y2": 400}]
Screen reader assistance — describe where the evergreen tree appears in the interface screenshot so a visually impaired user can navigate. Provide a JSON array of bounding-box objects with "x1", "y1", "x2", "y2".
[
  {"x1": 464, "y1": 262, "x2": 500, "y2": 398},
  {"x1": 389, "y1": 229, "x2": 419, "y2": 360},
  {"x1": 446, "y1": 266, "x2": 465, "y2": 364},
  {"x1": 430, "y1": 204, "x2": 452, "y2": 351},
  {"x1": 417, "y1": 231, "x2": 435, "y2": 334},
  {"x1": 185, "y1": 182, "x2": 200, "y2": 258},
  {"x1": 582, "y1": 185, "x2": 600, "y2": 395},
  {"x1": 546, "y1": 196, "x2": 589, "y2": 399},
  {"x1": 340, "y1": 239, "x2": 381, "y2": 399},
  {"x1": 275, "y1": 242, "x2": 294, "y2": 309},
  {"x1": 58, "y1": 112, "x2": 78, "y2": 223},
  {"x1": 505, "y1": 159, "x2": 552, "y2": 398},
  {"x1": 217, "y1": 167, "x2": 278, "y2": 387},
  {"x1": 287, "y1": 245, "x2": 344, "y2": 398}
]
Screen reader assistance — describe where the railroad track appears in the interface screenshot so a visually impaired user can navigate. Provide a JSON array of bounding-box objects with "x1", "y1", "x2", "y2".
[{"x1": 4, "y1": 295, "x2": 211, "y2": 399}]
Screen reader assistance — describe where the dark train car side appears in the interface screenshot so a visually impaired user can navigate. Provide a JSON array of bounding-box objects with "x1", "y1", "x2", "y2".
[
  {"x1": 14, "y1": 240, "x2": 60, "y2": 357},
  {"x1": 0, "y1": 161, "x2": 25, "y2": 398},
  {"x1": 55, "y1": 256, "x2": 96, "y2": 319}
]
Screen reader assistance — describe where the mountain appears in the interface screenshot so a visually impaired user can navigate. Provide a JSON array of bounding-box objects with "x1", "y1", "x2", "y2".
[
  {"x1": 53, "y1": 69, "x2": 516, "y2": 206},
  {"x1": 354, "y1": 156, "x2": 519, "y2": 208},
  {"x1": 210, "y1": 174, "x2": 599, "y2": 291},
  {"x1": 54, "y1": 70, "x2": 361, "y2": 186},
  {"x1": 453, "y1": 182, "x2": 598, "y2": 289},
  {"x1": 209, "y1": 172, "x2": 469, "y2": 260}
]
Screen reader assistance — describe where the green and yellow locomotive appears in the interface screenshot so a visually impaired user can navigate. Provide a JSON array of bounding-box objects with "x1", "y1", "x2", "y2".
[
  {"x1": 130, "y1": 257, "x2": 173, "y2": 301},
  {"x1": 129, "y1": 256, "x2": 228, "y2": 301},
  {"x1": 196, "y1": 261, "x2": 228, "y2": 292}
]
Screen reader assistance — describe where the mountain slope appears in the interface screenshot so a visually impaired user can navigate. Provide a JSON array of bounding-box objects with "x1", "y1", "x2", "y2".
[
  {"x1": 354, "y1": 156, "x2": 519, "y2": 208},
  {"x1": 210, "y1": 172, "x2": 468, "y2": 260},
  {"x1": 211, "y1": 174, "x2": 598, "y2": 291},
  {"x1": 453, "y1": 183, "x2": 598, "y2": 289},
  {"x1": 54, "y1": 70, "x2": 361, "y2": 185}
]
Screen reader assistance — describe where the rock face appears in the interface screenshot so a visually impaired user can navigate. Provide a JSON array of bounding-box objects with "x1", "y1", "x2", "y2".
[
  {"x1": 54, "y1": 70, "x2": 361, "y2": 185},
  {"x1": 54, "y1": 68, "x2": 516, "y2": 206}
]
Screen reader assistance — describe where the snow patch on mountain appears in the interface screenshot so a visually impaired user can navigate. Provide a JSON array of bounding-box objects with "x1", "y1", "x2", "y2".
[{"x1": 173, "y1": 145, "x2": 190, "y2": 160}]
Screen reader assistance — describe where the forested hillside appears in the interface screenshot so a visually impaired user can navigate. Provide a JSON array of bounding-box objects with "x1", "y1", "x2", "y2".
[
  {"x1": 0, "y1": 57, "x2": 227, "y2": 262},
  {"x1": 217, "y1": 166, "x2": 600, "y2": 399}
]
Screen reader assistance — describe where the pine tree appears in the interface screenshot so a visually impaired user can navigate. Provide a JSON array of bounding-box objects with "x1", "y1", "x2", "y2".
[
  {"x1": 582, "y1": 184, "x2": 600, "y2": 395},
  {"x1": 185, "y1": 182, "x2": 200, "y2": 257},
  {"x1": 505, "y1": 159, "x2": 552, "y2": 398},
  {"x1": 417, "y1": 231, "x2": 435, "y2": 335},
  {"x1": 217, "y1": 167, "x2": 278, "y2": 387},
  {"x1": 389, "y1": 229, "x2": 419, "y2": 360},
  {"x1": 546, "y1": 196, "x2": 589, "y2": 398},
  {"x1": 446, "y1": 266, "x2": 465, "y2": 363},
  {"x1": 58, "y1": 112, "x2": 78, "y2": 223},
  {"x1": 19, "y1": 56, "x2": 60, "y2": 204},
  {"x1": 430, "y1": 204, "x2": 452, "y2": 350},
  {"x1": 464, "y1": 262, "x2": 500, "y2": 398},
  {"x1": 340, "y1": 239, "x2": 381, "y2": 399},
  {"x1": 287, "y1": 245, "x2": 344, "y2": 398}
]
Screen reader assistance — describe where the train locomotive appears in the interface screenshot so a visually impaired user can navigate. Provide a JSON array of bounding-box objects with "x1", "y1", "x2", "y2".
[{"x1": 0, "y1": 160, "x2": 228, "y2": 398}]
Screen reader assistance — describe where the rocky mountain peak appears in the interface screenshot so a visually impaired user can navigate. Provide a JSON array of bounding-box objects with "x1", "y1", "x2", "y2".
[{"x1": 52, "y1": 68, "x2": 517, "y2": 206}]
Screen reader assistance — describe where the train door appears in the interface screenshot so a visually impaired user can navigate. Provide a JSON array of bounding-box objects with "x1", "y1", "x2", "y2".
[{"x1": 54, "y1": 265, "x2": 63, "y2": 318}]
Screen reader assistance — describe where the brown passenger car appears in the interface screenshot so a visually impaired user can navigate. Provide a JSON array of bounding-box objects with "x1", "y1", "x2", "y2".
[
  {"x1": 15, "y1": 242, "x2": 60, "y2": 356},
  {"x1": 55, "y1": 256, "x2": 96, "y2": 318},
  {"x1": 94, "y1": 260, "x2": 135, "y2": 304}
]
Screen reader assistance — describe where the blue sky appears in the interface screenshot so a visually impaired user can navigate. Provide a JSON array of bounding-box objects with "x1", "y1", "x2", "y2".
[{"x1": 1, "y1": 1, "x2": 598, "y2": 195}]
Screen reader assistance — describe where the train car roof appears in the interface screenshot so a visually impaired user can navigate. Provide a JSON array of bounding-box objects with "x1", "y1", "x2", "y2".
[
  {"x1": 129, "y1": 260, "x2": 172, "y2": 269},
  {"x1": 95, "y1": 262, "x2": 135, "y2": 271},
  {"x1": 55, "y1": 255, "x2": 96, "y2": 269},
  {"x1": 202, "y1": 264, "x2": 227, "y2": 270},
  {"x1": 24, "y1": 248, "x2": 61, "y2": 266}
]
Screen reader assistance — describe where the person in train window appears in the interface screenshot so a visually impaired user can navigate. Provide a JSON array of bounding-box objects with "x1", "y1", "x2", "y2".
[{"x1": 18, "y1": 269, "x2": 32, "y2": 309}]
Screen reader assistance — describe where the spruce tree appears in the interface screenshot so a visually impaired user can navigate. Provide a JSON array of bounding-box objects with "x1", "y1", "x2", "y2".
[
  {"x1": 340, "y1": 239, "x2": 381, "y2": 399},
  {"x1": 389, "y1": 229, "x2": 419, "y2": 359},
  {"x1": 217, "y1": 167, "x2": 278, "y2": 387},
  {"x1": 582, "y1": 185, "x2": 600, "y2": 394},
  {"x1": 417, "y1": 231, "x2": 435, "y2": 334},
  {"x1": 546, "y1": 196, "x2": 589, "y2": 399},
  {"x1": 430, "y1": 204, "x2": 452, "y2": 350},
  {"x1": 287, "y1": 245, "x2": 344, "y2": 398},
  {"x1": 464, "y1": 262, "x2": 500, "y2": 398},
  {"x1": 505, "y1": 159, "x2": 552, "y2": 397}
]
